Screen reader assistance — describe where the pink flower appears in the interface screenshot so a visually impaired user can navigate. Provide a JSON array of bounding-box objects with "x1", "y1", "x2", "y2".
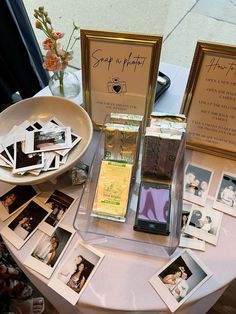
[
  {"x1": 42, "y1": 38, "x2": 53, "y2": 50},
  {"x1": 52, "y1": 31, "x2": 64, "y2": 40},
  {"x1": 43, "y1": 51, "x2": 62, "y2": 71}
]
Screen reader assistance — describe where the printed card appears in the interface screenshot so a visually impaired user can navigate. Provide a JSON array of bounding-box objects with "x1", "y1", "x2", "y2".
[
  {"x1": 0, "y1": 185, "x2": 39, "y2": 221},
  {"x1": 48, "y1": 239, "x2": 104, "y2": 305},
  {"x1": 1, "y1": 199, "x2": 51, "y2": 249},
  {"x1": 149, "y1": 249, "x2": 212, "y2": 313},
  {"x1": 184, "y1": 163, "x2": 214, "y2": 206},
  {"x1": 24, "y1": 224, "x2": 75, "y2": 278}
]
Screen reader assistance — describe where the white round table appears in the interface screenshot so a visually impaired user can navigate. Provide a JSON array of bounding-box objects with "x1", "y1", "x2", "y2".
[{"x1": 1, "y1": 63, "x2": 235, "y2": 314}]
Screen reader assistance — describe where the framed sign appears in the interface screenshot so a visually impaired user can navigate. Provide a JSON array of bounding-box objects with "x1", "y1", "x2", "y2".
[
  {"x1": 181, "y1": 41, "x2": 236, "y2": 160},
  {"x1": 81, "y1": 29, "x2": 162, "y2": 129}
]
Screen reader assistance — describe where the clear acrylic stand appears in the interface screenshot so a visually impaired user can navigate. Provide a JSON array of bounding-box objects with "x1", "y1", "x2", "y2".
[{"x1": 74, "y1": 129, "x2": 185, "y2": 257}]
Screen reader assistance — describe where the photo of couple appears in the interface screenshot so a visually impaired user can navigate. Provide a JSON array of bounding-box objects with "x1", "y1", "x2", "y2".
[
  {"x1": 184, "y1": 163, "x2": 213, "y2": 206},
  {"x1": 149, "y1": 250, "x2": 212, "y2": 313},
  {"x1": 161, "y1": 266, "x2": 190, "y2": 302}
]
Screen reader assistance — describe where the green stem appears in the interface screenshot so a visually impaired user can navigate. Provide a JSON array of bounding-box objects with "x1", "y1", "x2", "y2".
[{"x1": 59, "y1": 70, "x2": 64, "y2": 96}]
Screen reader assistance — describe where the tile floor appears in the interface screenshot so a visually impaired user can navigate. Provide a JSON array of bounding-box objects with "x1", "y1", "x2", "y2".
[
  {"x1": 23, "y1": 0, "x2": 236, "y2": 70},
  {"x1": 22, "y1": 0, "x2": 236, "y2": 313}
]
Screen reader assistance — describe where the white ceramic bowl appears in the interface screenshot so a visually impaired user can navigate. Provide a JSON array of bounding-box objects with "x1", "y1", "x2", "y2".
[{"x1": 0, "y1": 96, "x2": 93, "y2": 185}]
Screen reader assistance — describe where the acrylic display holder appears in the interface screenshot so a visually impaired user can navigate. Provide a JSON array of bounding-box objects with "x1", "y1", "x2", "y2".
[{"x1": 74, "y1": 129, "x2": 185, "y2": 257}]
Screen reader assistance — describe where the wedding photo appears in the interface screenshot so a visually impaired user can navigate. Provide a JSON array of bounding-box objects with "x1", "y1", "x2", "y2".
[
  {"x1": 24, "y1": 225, "x2": 75, "y2": 278},
  {"x1": 184, "y1": 202, "x2": 223, "y2": 245},
  {"x1": 0, "y1": 185, "x2": 39, "y2": 221},
  {"x1": 39, "y1": 190, "x2": 75, "y2": 236},
  {"x1": 149, "y1": 249, "x2": 212, "y2": 312},
  {"x1": 179, "y1": 201, "x2": 205, "y2": 251},
  {"x1": 213, "y1": 171, "x2": 236, "y2": 217},
  {"x1": 48, "y1": 240, "x2": 104, "y2": 305},
  {"x1": 184, "y1": 163, "x2": 213, "y2": 206},
  {"x1": 1, "y1": 199, "x2": 50, "y2": 249}
]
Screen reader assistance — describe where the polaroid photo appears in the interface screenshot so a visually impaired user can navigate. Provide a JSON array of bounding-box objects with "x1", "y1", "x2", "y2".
[
  {"x1": 184, "y1": 203, "x2": 223, "y2": 245},
  {"x1": 213, "y1": 171, "x2": 236, "y2": 217},
  {"x1": 39, "y1": 190, "x2": 75, "y2": 236},
  {"x1": 13, "y1": 141, "x2": 44, "y2": 174},
  {"x1": 179, "y1": 201, "x2": 205, "y2": 251},
  {"x1": 24, "y1": 127, "x2": 72, "y2": 153},
  {"x1": 1, "y1": 199, "x2": 51, "y2": 249},
  {"x1": 184, "y1": 163, "x2": 214, "y2": 206},
  {"x1": 24, "y1": 224, "x2": 75, "y2": 278},
  {"x1": 149, "y1": 249, "x2": 212, "y2": 313},
  {"x1": 0, "y1": 144, "x2": 13, "y2": 167},
  {"x1": 45, "y1": 119, "x2": 81, "y2": 157},
  {"x1": 48, "y1": 239, "x2": 104, "y2": 305},
  {"x1": 0, "y1": 185, "x2": 39, "y2": 221}
]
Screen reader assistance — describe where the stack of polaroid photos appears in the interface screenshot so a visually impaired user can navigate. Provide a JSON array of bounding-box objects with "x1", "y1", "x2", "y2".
[
  {"x1": 133, "y1": 112, "x2": 186, "y2": 235},
  {"x1": 141, "y1": 112, "x2": 186, "y2": 181},
  {"x1": 0, "y1": 117, "x2": 81, "y2": 176},
  {"x1": 91, "y1": 113, "x2": 143, "y2": 222}
]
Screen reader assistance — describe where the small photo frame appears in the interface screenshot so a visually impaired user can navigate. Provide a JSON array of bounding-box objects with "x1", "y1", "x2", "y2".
[
  {"x1": 179, "y1": 201, "x2": 205, "y2": 251},
  {"x1": 184, "y1": 203, "x2": 223, "y2": 245},
  {"x1": 24, "y1": 225, "x2": 75, "y2": 278},
  {"x1": 39, "y1": 190, "x2": 75, "y2": 236},
  {"x1": 1, "y1": 199, "x2": 51, "y2": 249},
  {"x1": 48, "y1": 239, "x2": 104, "y2": 305},
  {"x1": 24, "y1": 127, "x2": 72, "y2": 153},
  {"x1": 0, "y1": 185, "x2": 39, "y2": 221},
  {"x1": 213, "y1": 171, "x2": 236, "y2": 217},
  {"x1": 81, "y1": 29, "x2": 162, "y2": 129},
  {"x1": 149, "y1": 249, "x2": 212, "y2": 313},
  {"x1": 184, "y1": 163, "x2": 213, "y2": 206},
  {"x1": 181, "y1": 41, "x2": 236, "y2": 159}
]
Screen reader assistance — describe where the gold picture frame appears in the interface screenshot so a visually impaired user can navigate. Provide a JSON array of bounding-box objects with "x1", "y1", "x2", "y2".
[
  {"x1": 181, "y1": 41, "x2": 236, "y2": 160},
  {"x1": 81, "y1": 29, "x2": 162, "y2": 129}
]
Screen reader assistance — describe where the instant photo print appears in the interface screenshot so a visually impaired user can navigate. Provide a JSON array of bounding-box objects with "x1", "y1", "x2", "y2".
[
  {"x1": 1, "y1": 199, "x2": 51, "y2": 249},
  {"x1": 48, "y1": 239, "x2": 104, "y2": 305},
  {"x1": 184, "y1": 200, "x2": 223, "y2": 245},
  {"x1": 133, "y1": 181, "x2": 171, "y2": 235},
  {"x1": 213, "y1": 171, "x2": 236, "y2": 217},
  {"x1": 39, "y1": 190, "x2": 75, "y2": 236},
  {"x1": 149, "y1": 249, "x2": 212, "y2": 313},
  {"x1": 0, "y1": 185, "x2": 39, "y2": 221},
  {"x1": 184, "y1": 163, "x2": 213, "y2": 206},
  {"x1": 24, "y1": 224, "x2": 75, "y2": 278},
  {"x1": 24, "y1": 127, "x2": 72, "y2": 153}
]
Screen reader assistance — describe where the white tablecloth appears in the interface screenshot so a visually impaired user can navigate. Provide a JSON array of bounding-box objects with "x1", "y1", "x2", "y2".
[{"x1": 1, "y1": 63, "x2": 236, "y2": 314}]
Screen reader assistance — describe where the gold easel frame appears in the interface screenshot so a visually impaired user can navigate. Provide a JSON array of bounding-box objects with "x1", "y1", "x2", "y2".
[
  {"x1": 81, "y1": 29, "x2": 162, "y2": 130},
  {"x1": 181, "y1": 41, "x2": 236, "y2": 160}
]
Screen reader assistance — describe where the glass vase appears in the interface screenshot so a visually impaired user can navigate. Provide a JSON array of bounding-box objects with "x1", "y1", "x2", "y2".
[{"x1": 48, "y1": 70, "x2": 81, "y2": 99}]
